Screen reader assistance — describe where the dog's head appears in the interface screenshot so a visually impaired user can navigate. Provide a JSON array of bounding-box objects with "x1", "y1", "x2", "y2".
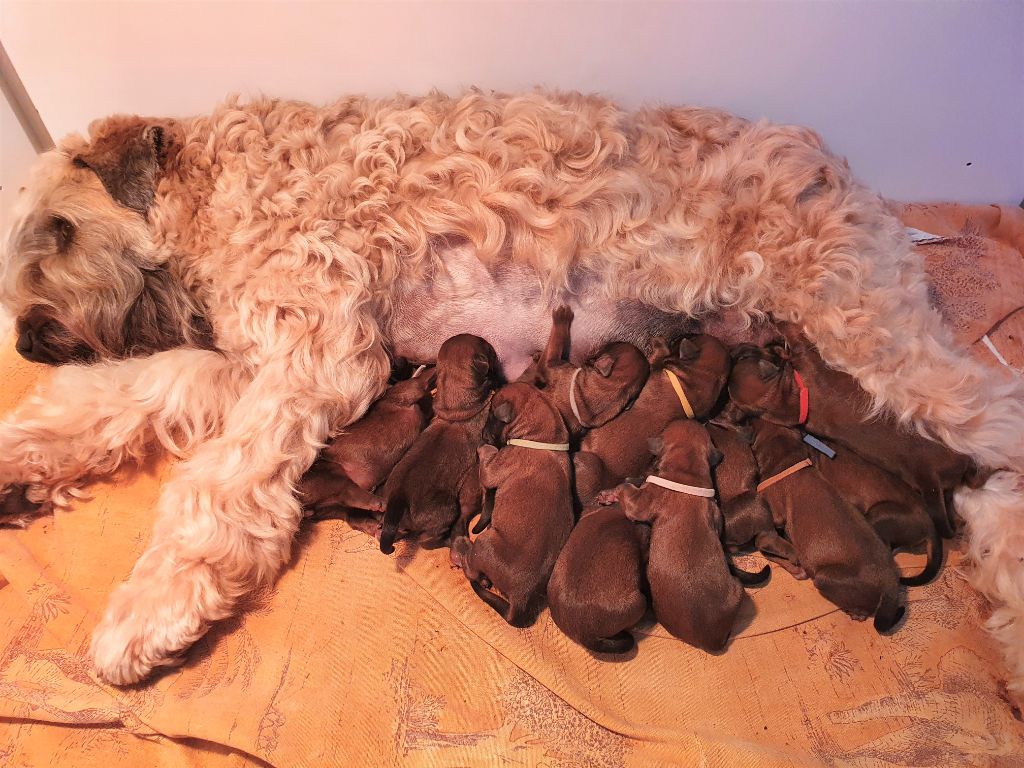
[
  {"x1": 1, "y1": 116, "x2": 212, "y2": 364},
  {"x1": 485, "y1": 381, "x2": 566, "y2": 446},
  {"x1": 433, "y1": 334, "x2": 501, "y2": 420},
  {"x1": 659, "y1": 333, "x2": 731, "y2": 419},
  {"x1": 571, "y1": 341, "x2": 650, "y2": 427},
  {"x1": 727, "y1": 343, "x2": 803, "y2": 424}
]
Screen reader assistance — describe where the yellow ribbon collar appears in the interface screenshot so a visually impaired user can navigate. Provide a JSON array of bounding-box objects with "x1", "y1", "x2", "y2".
[{"x1": 664, "y1": 369, "x2": 695, "y2": 419}]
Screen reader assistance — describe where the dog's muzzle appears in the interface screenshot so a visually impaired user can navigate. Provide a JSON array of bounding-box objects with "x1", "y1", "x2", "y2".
[{"x1": 14, "y1": 310, "x2": 93, "y2": 365}]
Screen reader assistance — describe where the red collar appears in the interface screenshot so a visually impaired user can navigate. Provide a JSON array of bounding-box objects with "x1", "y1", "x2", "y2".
[{"x1": 794, "y1": 370, "x2": 809, "y2": 425}]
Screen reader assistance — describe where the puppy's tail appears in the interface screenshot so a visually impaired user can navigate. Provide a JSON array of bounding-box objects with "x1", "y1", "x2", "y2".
[
  {"x1": 379, "y1": 495, "x2": 406, "y2": 555},
  {"x1": 472, "y1": 488, "x2": 496, "y2": 535},
  {"x1": 873, "y1": 587, "x2": 905, "y2": 634},
  {"x1": 584, "y1": 631, "x2": 635, "y2": 655},
  {"x1": 900, "y1": 521, "x2": 944, "y2": 587},
  {"x1": 470, "y1": 580, "x2": 533, "y2": 628},
  {"x1": 729, "y1": 558, "x2": 771, "y2": 587}
]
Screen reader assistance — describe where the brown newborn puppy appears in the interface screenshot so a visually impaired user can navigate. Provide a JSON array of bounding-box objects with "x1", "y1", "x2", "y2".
[
  {"x1": 728, "y1": 323, "x2": 971, "y2": 538},
  {"x1": 748, "y1": 418, "x2": 904, "y2": 632},
  {"x1": 706, "y1": 421, "x2": 803, "y2": 578},
  {"x1": 519, "y1": 306, "x2": 650, "y2": 445},
  {"x1": 575, "y1": 334, "x2": 730, "y2": 503},
  {"x1": 610, "y1": 419, "x2": 746, "y2": 652},
  {"x1": 547, "y1": 502, "x2": 650, "y2": 654},
  {"x1": 450, "y1": 382, "x2": 574, "y2": 627},
  {"x1": 298, "y1": 367, "x2": 435, "y2": 519},
  {"x1": 379, "y1": 335, "x2": 500, "y2": 554},
  {"x1": 810, "y1": 444, "x2": 943, "y2": 586}
]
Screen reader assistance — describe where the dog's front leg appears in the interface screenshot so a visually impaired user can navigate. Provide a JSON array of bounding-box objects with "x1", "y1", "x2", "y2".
[
  {"x1": 0, "y1": 349, "x2": 242, "y2": 519},
  {"x1": 89, "y1": 349, "x2": 387, "y2": 684}
]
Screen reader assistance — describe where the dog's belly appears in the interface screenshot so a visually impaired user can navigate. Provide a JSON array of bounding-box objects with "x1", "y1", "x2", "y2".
[{"x1": 387, "y1": 243, "x2": 699, "y2": 379}]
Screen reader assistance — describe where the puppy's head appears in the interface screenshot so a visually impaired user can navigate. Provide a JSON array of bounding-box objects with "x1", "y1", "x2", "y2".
[
  {"x1": 661, "y1": 334, "x2": 731, "y2": 418},
  {"x1": 572, "y1": 342, "x2": 650, "y2": 427},
  {"x1": 433, "y1": 335, "x2": 500, "y2": 419},
  {"x1": 386, "y1": 365, "x2": 436, "y2": 411},
  {"x1": 727, "y1": 344, "x2": 802, "y2": 424},
  {"x1": 1, "y1": 116, "x2": 211, "y2": 364},
  {"x1": 652, "y1": 419, "x2": 723, "y2": 471},
  {"x1": 484, "y1": 382, "x2": 563, "y2": 445}
]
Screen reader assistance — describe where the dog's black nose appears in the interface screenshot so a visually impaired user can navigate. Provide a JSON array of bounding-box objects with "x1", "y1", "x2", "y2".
[{"x1": 15, "y1": 328, "x2": 34, "y2": 356}]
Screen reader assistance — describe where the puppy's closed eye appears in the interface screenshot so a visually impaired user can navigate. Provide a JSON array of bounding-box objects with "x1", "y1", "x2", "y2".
[{"x1": 50, "y1": 216, "x2": 75, "y2": 252}]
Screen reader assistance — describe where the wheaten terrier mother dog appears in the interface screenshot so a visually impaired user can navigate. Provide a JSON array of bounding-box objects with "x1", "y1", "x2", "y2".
[{"x1": 2, "y1": 91, "x2": 1023, "y2": 687}]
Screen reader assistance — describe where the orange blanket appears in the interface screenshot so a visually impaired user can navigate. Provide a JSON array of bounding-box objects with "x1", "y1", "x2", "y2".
[{"x1": 2, "y1": 204, "x2": 1024, "y2": 766}]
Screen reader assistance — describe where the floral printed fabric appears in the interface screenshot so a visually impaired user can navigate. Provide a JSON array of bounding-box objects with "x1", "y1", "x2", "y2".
[{"x1": 2, "y1": 204, "x2": 1024, "y2": 767}]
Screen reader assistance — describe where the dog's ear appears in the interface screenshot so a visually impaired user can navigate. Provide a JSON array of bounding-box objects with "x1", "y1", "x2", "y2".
[
  {"x1": 491, "y1": 400, "x2": 514, "y2": 423},
  {"x1": 677, "y1": 337, "x2": 700, "y2": 361},
  {"x1": 74, "y1": 117, "x2": 177, "y2": 215},
  {"x1": 592, "y1": 353, "x2": 615, "y2": 377},
  {"x1": 757, "y1": 358, "x2": 780, "y2": 380},
  {"x1": 709, "y1": 447, "x2": 725, "y2": 467},
  {"x1": 647, "y1": 436, "x2": 665, "y2": 456},
  {"x1": 471, "y1": 351, "x2": 492, "y2": 376}
]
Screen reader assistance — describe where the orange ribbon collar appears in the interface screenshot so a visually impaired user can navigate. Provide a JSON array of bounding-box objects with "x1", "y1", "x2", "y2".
[{"x1": 756, "y1": 459, "x2": 812, "y2": 493}]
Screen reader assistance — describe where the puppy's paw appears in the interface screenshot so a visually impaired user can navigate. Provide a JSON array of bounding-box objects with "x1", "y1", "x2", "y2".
[
  {"x1": 0, "y1": 485, "x2": 48, "y2": 527},
  {"x1": 594, "y1": 488, "x2": 621, "y2": 506},
  {"x1": 552, "y1": 305, "x2": 574, "y2": 324}
]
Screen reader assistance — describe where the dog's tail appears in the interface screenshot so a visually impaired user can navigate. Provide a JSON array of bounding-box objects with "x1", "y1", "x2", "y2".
[
  {"x1": 379, "y1": 495, "x2": 406, "y2": 555},
  {"x1": 472, "y1": 488, "x2": 496, "y2": 535},
  {"x1": 583, "y1": 631, "x2": 635, "y2": 655},
  {"x1": 470, "y1": 580, "x2": 533, "y2": 628},
  {"x1": 873, "y1": 587, "x2": 905, "y2": 634},
  {"x1": 900, "y1": 520, "x2": 944, "y2": 587},
  {"x1": 729, "y1": 558, "x2": 771, "y2": 587}
]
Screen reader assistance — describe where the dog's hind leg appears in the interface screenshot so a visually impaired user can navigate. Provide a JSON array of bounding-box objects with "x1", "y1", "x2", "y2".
[
  {"x1": 752, "y1": 182, "x2": 1024, "y2": 689},
  {"x1": 89, "y1": 345, "x2": 388, "y2": 685},
  {"x1": 0, "y1": 348, "x2": 242, "y2": 518}
]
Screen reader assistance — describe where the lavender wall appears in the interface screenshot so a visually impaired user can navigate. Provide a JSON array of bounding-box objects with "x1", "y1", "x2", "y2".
[{"x1": 3, "y1": 0, "x2": 1022, "y2": 204}]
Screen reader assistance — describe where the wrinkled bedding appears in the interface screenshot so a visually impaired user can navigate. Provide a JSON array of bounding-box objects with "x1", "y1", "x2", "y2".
[{"x1": 2, "y1": 203, "x2": 1023, "y2": 767}]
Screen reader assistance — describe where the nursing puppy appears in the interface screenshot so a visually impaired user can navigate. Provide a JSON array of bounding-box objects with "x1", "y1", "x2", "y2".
[
  {"x1": 706, "y1": 422, "x2": 803, "y2": 578},
  {"x1": 574, "y1": 334, "x2": 730, "y2": 503},
  {"x1": 729, "y1": 325, "x2": 971, "y2": 538},
  {"x1": 748, "y1": 418, "x2": 904, "y2": 632},
  {"x1": 451, "y1": 382, "x2": 574, "y2": 627},
  {"x1": 611, "y1": 419, "x2": 745, "y2": 652},
  {"x1": 519, "y1": 306, "x2": 650, "y2": 445},
  {"x1": 547, "y1": 502, "x2": 650, "y2": 654},
  {"x1": 379, "y1": 335, "x2": 499, "y2": 553},
  {"x1": 810, "y1": 443, "x2": 943, "y2": 586},
  {"x1": 299, "y1": 367, "x2": 435, "y2": 520}
]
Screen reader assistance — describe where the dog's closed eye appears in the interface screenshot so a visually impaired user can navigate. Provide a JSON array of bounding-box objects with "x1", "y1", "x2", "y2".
[{"x1": 50, "y1": 216, "x2": 75, "y2": 252}]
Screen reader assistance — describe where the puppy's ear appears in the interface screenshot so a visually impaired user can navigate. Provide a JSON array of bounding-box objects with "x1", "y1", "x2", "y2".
[
  {"x1": 757, "y1": 358, "x2": 780, "y2": 380},
  {"x1": 765, "y1": 341, "x2": 791, "y2": 361},
  {"x1": 647, "y1": 436, "x2": 665, "y2": 456},
  {"x1": 592, "y1": 354, "x2": 615, "y2": 377},
  {"x1": 677, "y1": 337, "x2": 700, "y2": 360},
  {"x1": 74, "y1": 117, "x2": 177, "y2": 215},
  {"x1": 471, "y1": 351, "x2": 492, "y2": 376},
  {"x1": 492, "y1": 401, "x2": 515, "y2": 423}
]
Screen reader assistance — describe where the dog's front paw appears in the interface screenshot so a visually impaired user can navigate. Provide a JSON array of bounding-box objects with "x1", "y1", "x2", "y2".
[
  {"x1": 594, "y1": 488, "x2": 621, "y2": 506},
  {"x1": 90, "y1": 576, "x2": 207, "y2": 685},
  {"x1": 0, "y1": 485, "x2": 48, "y2": 527}
]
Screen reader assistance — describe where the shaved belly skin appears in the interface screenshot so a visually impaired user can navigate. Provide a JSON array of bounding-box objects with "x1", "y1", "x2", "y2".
[{"x1": 387, "y1": 243, "x2": 774, "y2": 379}]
